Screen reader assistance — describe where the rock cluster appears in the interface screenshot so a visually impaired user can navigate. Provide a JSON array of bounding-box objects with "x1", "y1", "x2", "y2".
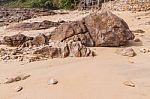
[
  {"x1": 0, "y1": 8, "x2": 56, "y2": 24},
  {"x1": 50, "y1": 11, "x2": 134, "y2": 47},
  {"x1": 102, "y1": 0, "x2": 150, "y2": 12},
  {"x1": 4, "y1": 74, "x2": 30, "y2": 84},
  {"x1": 0, "y1": 34, "x2": 95, "y2": 63}
]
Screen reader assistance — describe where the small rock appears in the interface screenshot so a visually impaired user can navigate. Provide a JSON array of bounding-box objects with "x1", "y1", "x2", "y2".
[
  {"x1": 19, "y1": 74, "x2": 31, "y2": 80},
  {"x1": 4, "y1": 78, "x2": 14, "y2": 84},
  {"x1": 120, "y1": 48, "x2": 136, "y2": 57},
  {"x1": 15, "y1": 86, "x2": 23, "y2": 92},
  {"x1": 132, "y1": 29, "x2": 145, "y2": 34},
  {"x1": 48, "y1": 78, "x2": 58, "y2": 85},
  {"x1": 140, "y1": 48, "x2": 150, "y2": 53},
  {"x1": 128, "y1": 60, "x2": 134, "y2": 64},
  {"x1": 14, "y1": 76, "x2": 22, "y2": 82},
  {"x1": 123, "y1": 81, "x2": 135, "y2": 87},
  {"x1": 134, "y1": 38, "x2": 141, "y2": 42}
]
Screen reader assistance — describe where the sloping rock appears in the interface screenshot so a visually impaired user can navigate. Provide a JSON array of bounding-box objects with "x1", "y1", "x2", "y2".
[
  {"x1": 49, "y1": 11, "x2": 134, "y2": 47},
  {"x1": 2, "y1": 34, "x2": 33, "y2": 47},
  {"x1": 10, "y1": 20, "x2": 60, "y2": 30}
]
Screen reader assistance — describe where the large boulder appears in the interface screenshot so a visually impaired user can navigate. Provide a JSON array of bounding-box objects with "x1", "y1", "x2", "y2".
[
  {"x1": 2, "y1": 34, "x2": 33, "y2": 47},
  {"x1": 50, "y1": 11, "x2": 134, "y2": 47}
]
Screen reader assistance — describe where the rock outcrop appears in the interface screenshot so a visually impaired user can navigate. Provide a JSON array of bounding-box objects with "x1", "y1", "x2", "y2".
[{"x1": 49, "y1": 11, "x2": 134, "y2": 47}]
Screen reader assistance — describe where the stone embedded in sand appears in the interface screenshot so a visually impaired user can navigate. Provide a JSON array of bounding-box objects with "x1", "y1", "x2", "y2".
[
  {"x1": 15, "y1": 86, "x2": 23, "y2": 92},
  {"x1": 121, "y1": 48, "x2": 136, "y2": 57},
  {"x1": 2, "y1": 34, "x2": 33, "y2": 47},
  {"x1": 116, "y1": 48, "x2": 136, "y2": 57},
  {"x1": 134, "y1": 38, "x2": 141, "y2": 42},
  {"x1": 50, "y1": 11, "x2": 134, "y2": 47},
  {"x1": 123, "y1": 81, "x2": 135, "y2": 87},
  {"x1": 48, "y1": 78, "x2": 58, "y2": 85},
  {"x1": 140, "y1": 48, "x2": 150, "y2": 53},
  {"x1": 132, "y1": 29, "x2": 145, "y2": 34}
]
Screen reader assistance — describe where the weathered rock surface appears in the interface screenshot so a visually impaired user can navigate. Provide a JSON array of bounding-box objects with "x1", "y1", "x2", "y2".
[
  {"x1": 32, "y1": 34, "x2": 49, "y2": 46},
  {"x1": 50, "y1": 11, "x2": 134, "y2": 47},
  {"x1": 2, "y1": 34, "x2": 33, "y2": 47}
]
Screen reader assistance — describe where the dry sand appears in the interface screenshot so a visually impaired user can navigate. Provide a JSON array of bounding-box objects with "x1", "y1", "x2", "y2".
[{"x1": 0, "y1": 10, "x2": 150, "y2": 99}]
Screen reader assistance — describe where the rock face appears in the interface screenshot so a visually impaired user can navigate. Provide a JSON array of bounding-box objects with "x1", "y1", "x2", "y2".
[
  {"x1": 50, "y1": 11, "x2": 134, "y2": 47},
  {"x1": 2, "y1": 34, "x2": 33, "y2": 47}
]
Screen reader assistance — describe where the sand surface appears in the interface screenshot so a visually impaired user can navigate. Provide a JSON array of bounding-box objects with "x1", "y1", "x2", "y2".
[{"x1": 0, "y1": 10, "x2": 150, "y2": 99}]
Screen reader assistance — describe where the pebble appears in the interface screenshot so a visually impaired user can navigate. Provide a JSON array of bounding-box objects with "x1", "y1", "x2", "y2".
[
  {"x1": 48, "y1": 78, "x2": 58, "y2": 85},
  {"x1": 123, "y1": 81, "x2": 135, "y2": 87},
  {"x1": 15, "y1": 86, "x2": 23, "y2": 92},
  {"x1": 134, "y1": 38, "x2": 141, "y2": 42},
  {"x1": 140, "y1": 48, "x2": 150, "y2": 53}
]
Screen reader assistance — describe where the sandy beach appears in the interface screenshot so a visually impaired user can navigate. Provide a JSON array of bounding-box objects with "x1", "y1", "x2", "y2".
[{"x1": 0, "y1": 10, "x2": 150, "y2": 99}]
